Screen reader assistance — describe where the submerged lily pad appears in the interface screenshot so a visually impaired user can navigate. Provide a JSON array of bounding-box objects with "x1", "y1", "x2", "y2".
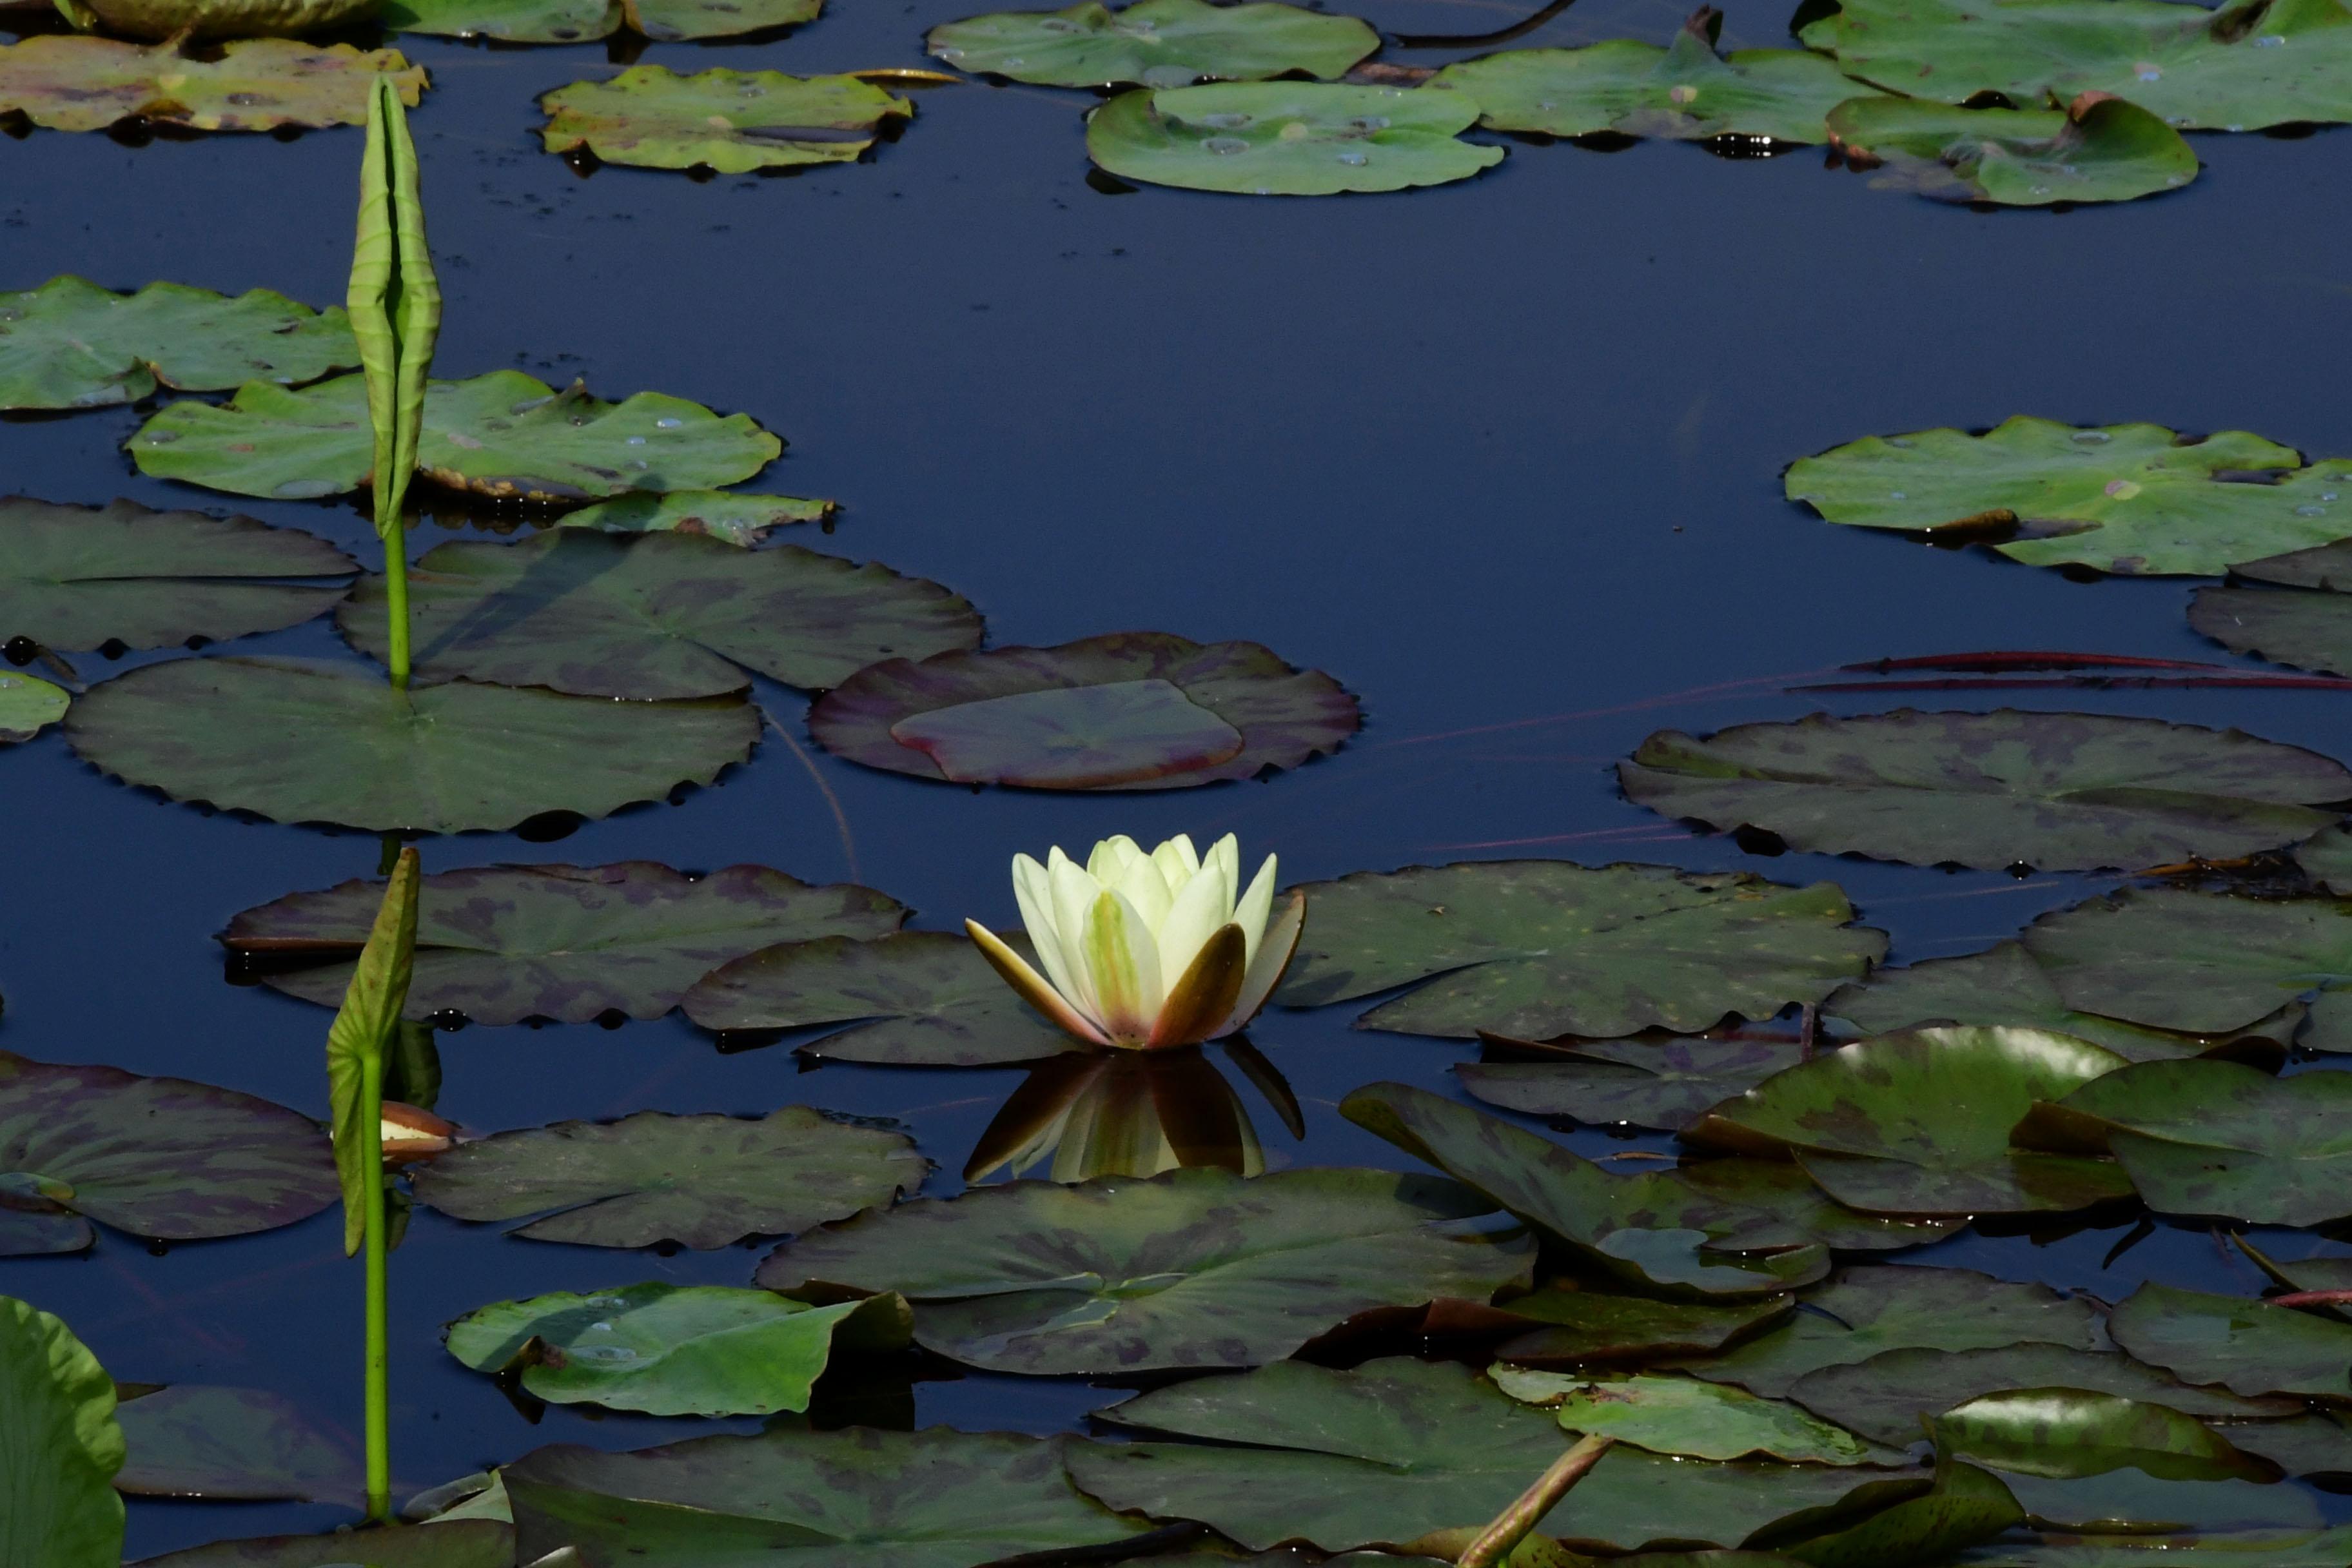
[
  {"x1": 0, "y1": 277, "x2": 356, "y2": 411},
  {"x1": 1459, "y1": 1036, "x2": 1805, "y2": 1131},
  {"x1": 931, "y1": 0, "x2": 1377, "y2": 86},
  {"x1": 1827, "y1": 95, "x2": 2198, "y2": 206},
  {"x1": 386, "y1": 0, "x2": 818, "y2": 43},
  {"x1": 132, "y1": 371, "x2": 780, "y2": 504},
  {"x1": 115, "y1": 1386, "x2": 354, "y2": 1503},
  {"x1": 0, "y1": 498, "x2": 354, "y2": 653},
  {"x1": 0, "y1": 36, "x2": 426, "y2": 133},
  {"x1": 505, "y1": 1427, "x2": 1149, "y2": 1567},
  {"x1": 1783, "y1": 417, "x2": 2352, "y2": 576},
  {"x1": 682, "y1": 931, "x2": 1075, "y2": 1065},
  {"x1": 127, "y1": 1524, "x2": 514, "y2": 1568},
  {"x1": 0, "y1": 1050, "x2": 335, "y2": 1256},
  {"x1": 338, "y1": 531, "x2": 979, "y2": 699},
  {"x1": 69, "y1": 657, "x2": 758, "y2": 832},
  {"x1": 0, "y1": 1298, "x2": 122, "y2": 1567},
  {"x1": 1799, "y1": 0, "x2": 2352, "y2": 132},
  {"x1": 224, "y1": 862, "x2": 904, "y2": 1025},
  {"x1": 1277, "y1": 860, "x2": 1883, "y2": 1039},
  {"x1": 1086, "y1": 81, "x2": 1502, "y2": 195},
  {"x1": 411, "y1": 1107, "x2": 926, "y2": 1249},
  {"x1": 2108, "y1": 1284, "x2": 2352, "y2": 1398},
  {"x1": 1622, "y1": 709, "x2": 2348, "y2": 873},
  {"x1": 560, "y1": 488, "x2": 832, "y2": 545},
  {"x1": 539, "y1": 67, "x2": 913, "y2": 175},
  {"x1": 755, "y1": 1166, "x2": 1531, "y2": 1373},
  {"x1": 810, "y1": 632, "x2": 1358, "y2": 789},
  {"x1": 446, "y1": 1284, "x2": 910, "y2": 1416},
  {"x1": 0, "y1": 672, "x2": 69, "y2": 743},
  {"x1": 1493, "y1": 1367, "x2": 1890, "y2": 1464}
]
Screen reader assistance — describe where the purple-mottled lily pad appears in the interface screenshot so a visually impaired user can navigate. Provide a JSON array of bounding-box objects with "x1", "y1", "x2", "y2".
[
  {"x1": 126, "y1": 1522, "x2": 515, "y2": 1567},
  {"x1": 0, "y1": 1050, "x2": 335, "y2": 1255},
  {"x1": 115, "y1": 1386, "x2": 356, "y2": 1503},
  {"x1": 221, "y1": 862, "x2": 906, "y2": 1025},
  {"x1": 808, "y1": 632, "x2": 1359, "y2": 790},
  {"x1": 1460, "y1": 1034, "x2": 1805, "y2": 1131}
]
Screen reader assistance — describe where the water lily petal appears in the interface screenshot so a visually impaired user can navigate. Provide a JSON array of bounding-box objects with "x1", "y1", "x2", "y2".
[
  {"x1": 1155, "y1": 856, "x2": 1231, "y2": 987},
  {"x1": 1013, "y1": 854, "x2": 1086, "y2": 1008},
  {"x1": 1231, "y1": 853, "x2": 1279, "y2": 967},
  {"x1": 1151, "y1": 923, "x2": 1248, "y2": 1048},
  {"x1": 1152, "y1": 834, "x2": 1200, "y2": 888},
  {"x1": 965, "y1": 919, "x2": 1111, "y2": 1046},
  {"x1": 1087, "y1": 835, "x2": 1145, "y2": 883},
  {"x1": 1217, "y1": 889, "x2": 1304, "y2": 1037},
  {"x1": 1048, "y1": 853, "x2": 1107, "y2": 1017},
  {"x1": 1081, "y1": 888, "x2": 1163, "y2": 1044},
  {"x1": 1112, "y1": 851, "x2": 1175, "y2": 933},
  {"x1": 1206, "y1": 833, "x2": 1242, "y2": 908}
]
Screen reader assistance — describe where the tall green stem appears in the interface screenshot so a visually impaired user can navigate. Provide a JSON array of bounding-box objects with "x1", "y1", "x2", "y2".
[
  {"x1": 382, "y1": 538, "x2": 410, "y2": 690},
  {"x1": 360, "y1": 1044, "x2": 390, "y2": 1522}
]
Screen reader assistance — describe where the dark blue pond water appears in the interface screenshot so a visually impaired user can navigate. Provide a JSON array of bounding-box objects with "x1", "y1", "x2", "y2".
[{"x1": 4, "y1": 0, "x2": 2352, "y2": 1551}]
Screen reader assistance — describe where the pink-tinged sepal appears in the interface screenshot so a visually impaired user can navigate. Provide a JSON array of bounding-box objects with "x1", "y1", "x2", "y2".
[
  {"x1": 1216, "y1": 890, "x2": 1304, "y2": 1038},
  {"x1": 1149, "y1": 923, "x2": 1248, "y2": 1048},
  {"x1": 965, "y1": 919, "x2": 1112, "y2": 1046}
]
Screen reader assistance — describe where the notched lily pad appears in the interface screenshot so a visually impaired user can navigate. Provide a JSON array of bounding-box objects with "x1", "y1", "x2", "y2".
[
  {"x1": 560, "y1": 488, "x2": 832, "y2": 546},
  {"x1": 386, "y1": 0, "x2": 818, "y2": 43},
  {"x1": 0, "y1": 277, "x2": 356, "y2": 411},
  {"x1": 931, "y1": 0, "x2": 1377, "y2": 87},
  {"x1": 1493, "y1": 1366, "x2": 1893, "y2": 1464},
  {"x1": 540, "y1": 66, "x2": 913, "y2": 175},
  {"x1": 1087, "y1": 81, "x2": 1502, "y2": 195},
  {"x1": 810, "y1": 632, "x2": 1358, "y2": 790},
  {"x1": 1827, "y1": 93, "x2": 2199, "y2": 206},
  {"x1": 2193, "y1": 541, "x2": 2352, "y2": 675},
  {"x1": 0, "y1": 35, "x2": 426, "y2": 133},
  {"x1": 1459, "y1": 1035, "x2": 1805, "y2": 1131},
  {"x1": 0, "y1": 672, "x2": 69, "y2": 743}
]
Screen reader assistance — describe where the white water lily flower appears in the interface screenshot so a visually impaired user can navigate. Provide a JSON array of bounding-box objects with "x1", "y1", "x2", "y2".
[{"x1": 965, "y1": 833, "x2": 1304, "y2": 1050}]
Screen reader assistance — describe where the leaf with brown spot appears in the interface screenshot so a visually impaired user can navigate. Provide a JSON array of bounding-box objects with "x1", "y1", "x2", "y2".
[{"x1": 0, "y1": 35, "x2": 424, "y2": 134}]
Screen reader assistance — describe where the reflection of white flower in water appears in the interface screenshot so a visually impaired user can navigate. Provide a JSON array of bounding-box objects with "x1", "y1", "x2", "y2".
[{"x1": 965, "y1": 833, "x2": 1302, "y2": 1050}]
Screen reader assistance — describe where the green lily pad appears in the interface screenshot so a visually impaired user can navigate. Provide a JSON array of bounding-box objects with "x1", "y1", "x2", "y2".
[
  {"x1": 1783, "y1": 417, "x2": 2352, "y2": 576},
  {"x1": 754, "y1": 1166, "x2": 1532, "y2": 1374},
  {"x1": 1458, "y1": 1036, "x2": 1805, "y2": 1131},
  {"x1": 224, "y1": 861, "x2": 904, "y2": 1026},
  {"x1": 386, "y1": 0, "x2": 818, "y2": 43},
  {"x1": 2216, "y1": 1411, "x2": 2352, "y2": 1477},
  {"x1": 1429, "y1": 15, "x2": 1882, "y2": 143},
  {"x1": 1827, "y1": 95, "x2": 2199, "y2": 206},
  {"x1": 337, "y1": 530, "x2": 979, "y2": 699},
  {"x1": 0, "y1": 672, "x2": 68, "y2": 743},
  {"x1": 1672, "y1": 1154, "x2": 1962, "y2": 1252},
  {"x1": 0, "y1": 277, "x2": 356, "y2": 411},
  {"x1": 1799, "y1": 0, "x2": 2352, "y2": 132},
  {"x1": 1070, "y1": 1356, "x2": 1893, "y2": 1554},
  {"x1": 1999, "y1": 1467, "x2": 2320, "y2": 1536},
  {"x1": 1490, "y1": 1289, "x2": 1790, "y2": 1368},
  {"x1": 2107, "y1": 1284, "x2": 2352, "y2": 1399},
  {"x1": 0, "y1": 1297, "x2": 122, "y2": 1568},
  {"x1": 1954, "y1": 1529, "x2": 2352, "y2": 1567},
  {"x1": 446, "y1": 1284, "x2": 911, "y2": 1416},
  {"x1": 1750, "y1": 1456, "x2": 2023, "y2": 1568},
  {"x1": 1622, "y1": 710, "x2": 2348, "y2": 874},
  {"x1": 2233, "y1": 534, "x2": 2352, "y2": 589},
  {"x1": 126, "y1": 1524, "x2": 514, "y2": 1568},
  {"x1": 0, "y1": 497, "x2": 355, "y2": 654},
  {"x1": 1683, "y1": 1026, "x2": 2133, "y2": 1215},
  {"x1": 0, "y1": 1050, "x2": 335, "y2": 1257},
  {"x1": 0, "y1": 36, "x2": 426, "y2": 134},
  {"x1": 560, "y1": 489, "x2": 832, "y2": 545},
  {"x1": 66, "y1": 656, "x2": 759, "y2": 833},
  {"x1": 115, "y1": 1385, "x2": 353, "y2": 1503},
  {"x1": 505, "y1": 1427, "x2": 1148, "y2": 1567},
  {"x1": 1086, "y1": 81, "x2": 1503, "y2": 195},
  {"x1": 1788, "y1": 1345, "x2": 2300, "y2": 1448},
  {"x1": 930, "y1": 0, "x2": 1377, "y2": 87},
  {"x1": 132, "y1": 370, "x2": 780, "y2": 504},
  {"x1": 539, "y1": 67, "x2": 914, "y2": 175},
  {"x1": 810, "y1": 632, "x2": 1359, "y2": 789},
  {"x1": 411, "y1": 1106, "x2": 926, "y2": 1249},
  {"x1": 2193, "y1": 587, "x2": 2352, "y2": 676},
  {"x1": 1277, "y1": 860, "x2": 1885, "y2": 1039},
  {"x1": 682, "y1": 931, "x2": 1075, "y2": 1065},
  {"x1": 1493, "y1": 1367, "x2": 1892, "y2": 1464},
  {"x1": 1680, "y1": 1266, "x2": 2106, "y2": 1399},
  {"x1": 2019, "y1": 1058, "x2": 2352, "y2": 1225}
]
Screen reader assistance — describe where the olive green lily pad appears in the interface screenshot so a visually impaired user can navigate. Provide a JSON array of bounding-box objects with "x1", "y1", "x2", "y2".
[
  {"x1": 2215, "y1": 1411, "x2": 2352, "y2": 1477},
  {"x1": 0, "y1": 277, "x2": 356, "y2": 411},
  {"x1": 337, "y1": 531, "x2": 979, "y2": 699},
  {"x1": 2233, "y1": 534, "x2": 2352, "y2": 590},
  {"x1": 2192, "y1": 586, "x2": 2352, "y2": 677},
  {"x1": 1684, "y1": 1026, "x2": 2133, "y2": 1215},
  {"x1": 1680, "y1": 1266, "x2": 2106, "y2": 1399},
  {"x1": 66, "y1": 656, "x2": 758, "y2": 833},
  {"x1": 126, "y1": 1523, "x2": 514, "y2": 1568},
  {"x1": 810, "y1": 632, "x2": 1359, "y2": 789},
  {"x1": 0, "y1": 36, "x2": 425, "y2": 134},
  {"x1": 132, "y1": 370, "x2": 781, "y2": 505},
  {"x1": 1277, "y1": 860, "x2": 1885, "y2": 1039},
  {"x1": 115, "y1": 1385, "x2": 354, "y2": 1503},
  {"x1": 1672, "y1": 1155, "x2": 1962, "y2": 1253},
  {"x1": 411, "y1": 1106, "x2": 926, "y2": 1249},
  {"x1": 754, "y1": 1166, "x2": 1533, "y2": 1374},
  {"x1": 1827, "y1": 95, "x2": 2198, "y2": 206},
  {"x1": 505, "y1": 1427, "x2": 1149, "y2": 1567},
  {"x1": 1997, "y1": 1465, "x2": 2321, "y2": 1537},
  {"x1": 386, "y1": 0, "x2": 818, "y2": 43},
  {"x1": 1748, "y1": 1456, "x2": 2022, "y2": 1568},
  {"x1": 1491, "y1": 1289, "x2": 1790, "y2": 1368},
  {"x1": 2108, "y1": 1284, "x2": 2352, "y2": 1398},
  {"x1": 1799, "y1": 0, "x2": 2352, "y2": 132},
  {"x1": 1787, "y1": 1345, "x2": 2300, "y2": 1448},
  {"x1": 1458, "y1": 1036, "x2": 1805, "y2": 1131},
  {"x1": 70, "y1": 0, "x2": 377, "y2": 42},
  {"x1": 539, "y1": 67, "x2": 913, "y2": 175},
  {"x1": 560, "y1": 489, "x2": 832, "y2": 546},
  {"x1": 446, "y1": 1284, "x2": 911, "y2": 1416},
  {"x1": 0, "y1": 1050, "x2": 335, "y2": 1257},
  {"x1": 1493, "y1": 1367, "x2": 1892, "y2": 1464},
  {"x1": 1086, "y1": 81, "x2": 1502, "y2": 195},
  {"x1": 225, "y1": 861, "x2": 905, "y2": 1026},
  {"x1": 0, "y1": 672, "x2": 68, "y2": 743},
  {"x1": 931, "y1": 0, "x2": 1377, "y2": 87},
  {"x1": 1783, "y1": 417, "x2": 2352, "y2": 576},
  {"x1": 1429, "y1": 15, "x2": 1882, "y2": 143},
  {"x1": 1622, "y1": 710, "x2": 2349, "y2": 874},
  {"x1": 682, "y1": 931, "x2": 1076, "y2": 1065},
  {"x1": 1071, "y1": 1356, "x2": 1895, "y2": 1554},
  {"x1": 0, "y1": 1297, "x2": 122, "y2": 1568},
  {"x1": 0, "y1": 497, "x2": 355, "y2": 653}
]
